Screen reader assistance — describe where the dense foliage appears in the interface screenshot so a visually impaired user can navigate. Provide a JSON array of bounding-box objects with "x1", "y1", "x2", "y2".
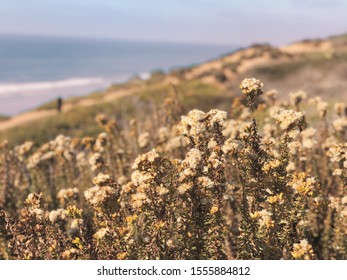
[{"x1": 0, "y1": 78, "x2": 346, "y2": 259}]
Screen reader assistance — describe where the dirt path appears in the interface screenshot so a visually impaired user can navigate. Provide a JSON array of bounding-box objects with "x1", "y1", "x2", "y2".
[{"x1": 0, "y1": 89, "x2": 136, "y2": 132}]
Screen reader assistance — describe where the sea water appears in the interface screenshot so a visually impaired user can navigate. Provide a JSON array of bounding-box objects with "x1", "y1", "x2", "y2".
[{"x1": 0, "y1": 35, "x2": 235, "y2": 115}]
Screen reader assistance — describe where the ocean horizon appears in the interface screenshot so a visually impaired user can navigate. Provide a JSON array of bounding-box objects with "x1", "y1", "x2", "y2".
[{"x1": 0, "y1": 34, "x2": 236, "y2": 115}]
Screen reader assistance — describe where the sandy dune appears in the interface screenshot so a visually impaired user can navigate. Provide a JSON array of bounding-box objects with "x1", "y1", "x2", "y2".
[{"x1": 0, "y1": 89, "x2": 135, "y2": 132}]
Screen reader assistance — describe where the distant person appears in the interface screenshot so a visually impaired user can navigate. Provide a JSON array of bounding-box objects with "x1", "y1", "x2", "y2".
[{"x1": 57, "y1": 97, "x2": 63, "y2": 113}]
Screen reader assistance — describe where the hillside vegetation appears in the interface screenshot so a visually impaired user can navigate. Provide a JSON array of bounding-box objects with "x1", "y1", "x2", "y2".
[
  {"x1": 0, "y1": 34, "x2": 347, "y2": 260},
  {"x1": 1, "y1": 33, "x2": 347, "y2": 145}
]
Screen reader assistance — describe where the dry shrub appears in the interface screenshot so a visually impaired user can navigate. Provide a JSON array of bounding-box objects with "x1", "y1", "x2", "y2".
[{"x1": 0, "y1": 78, "x2": 346, "y2": 259}]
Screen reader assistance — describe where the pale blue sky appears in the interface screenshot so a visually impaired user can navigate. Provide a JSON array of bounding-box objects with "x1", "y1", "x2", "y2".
[{"x1": 1, "y1": 0, "x2": 347, "y2": 45}]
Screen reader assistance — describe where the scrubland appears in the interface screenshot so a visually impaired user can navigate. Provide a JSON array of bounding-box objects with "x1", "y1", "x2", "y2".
[{"x1": 0, "y1": 77, "x2": 346, "y2": 260}]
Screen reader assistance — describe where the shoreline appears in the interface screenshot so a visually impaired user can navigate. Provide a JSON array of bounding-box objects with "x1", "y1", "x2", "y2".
[{"x1": 0, "y1": 73, "x2": 141, "y2": 116}]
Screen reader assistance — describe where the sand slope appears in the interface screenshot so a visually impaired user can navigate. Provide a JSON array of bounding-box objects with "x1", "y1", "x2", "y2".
[{"x1": 0, "y1": 89, "x2": 134, "y2": 131}]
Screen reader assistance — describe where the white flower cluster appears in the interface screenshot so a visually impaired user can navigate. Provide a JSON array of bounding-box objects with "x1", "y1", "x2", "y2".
[
  {"x1": 239, "y1": 78, "x2": 263, "y2": 97},
  {"x1": 290, "y1": 90, "x2": 307, "y2": 106},
  {"x1": 84, "y1": 173, "x2": 116, "y2": 208},
  {"x1": 138, "y1": 132, "x2": 150, "y2": 148},
  {"x1": 177, "y1": 109, "x2": 227, "y2": 140},
  {"x1": 273, "y1": 109, "x2": 304, "y2": 131},
  {"x1": 49, "y1": 209, "x2": 67, "y2": 223},
  {"x1": 89, "y1": 153, "x2": 104, "y2": 171},
  {"x1": 94, "y1": 132, "x2": 108, "y2": 153},
  {"x1": 57, "y1": 187, "x2": 79, "y2": 204},
  {"x1": 327, "y1": 144, "x2": 347, "y2": 163},
  {"x1": 309, "y1": 97, "x2": 328, "y2": 118},
  {"x1": 132, "y1": 149, "x2": 160, "y2": 169}
]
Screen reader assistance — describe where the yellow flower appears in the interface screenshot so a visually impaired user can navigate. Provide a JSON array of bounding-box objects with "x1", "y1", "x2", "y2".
[
  {"x1": 239, "y1": 78, "x2": 263, "y2": 97},
  {"x1": 126, "y1": 214, "x2": 138, "y2": 224},
  {"x1": 117, "y1": 252, "x2": 128, "y2": 260},
  {"x1": 267, "y1": 193, "x2": 284, "y2": 204},
  {"x1": 72, "y1": 237, "x2": 83, "y2": 250},
  {"x1": 210, "y1": 205, "x2": 219, "y2": 214},
  {"x1": 154, "y1": 220, "x2": 166, "y2": 229}
]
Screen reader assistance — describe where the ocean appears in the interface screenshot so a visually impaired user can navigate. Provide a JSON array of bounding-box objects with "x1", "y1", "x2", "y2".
[{"x1": 0, "y1": 35, "x2": 236, "y2": 115}]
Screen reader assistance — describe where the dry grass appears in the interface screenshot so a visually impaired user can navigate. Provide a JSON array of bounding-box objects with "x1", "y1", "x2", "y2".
[{"x1": 0, "y1": 78, "x2": 346, "y2": 260}]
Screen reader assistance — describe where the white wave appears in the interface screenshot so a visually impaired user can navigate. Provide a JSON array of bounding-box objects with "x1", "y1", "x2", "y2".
[
  {"x1": 139, "y1": 72, "x2": 151, "y2": 80},
  {"x1": 0, "y1": 77, "x2": 106, "y2": 95}
]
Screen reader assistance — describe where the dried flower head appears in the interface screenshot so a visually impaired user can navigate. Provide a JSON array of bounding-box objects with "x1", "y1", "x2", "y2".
[
  {"x1": 287, "y1": 172, "x2": 317, "y2": 196},
  {"x1": 273, "y1": 109, "x2": 304, "y2": 131},
  {"x1": 291, "y1": 239, "x2": 315, "y2": 260},
  {"x1": 138, "y1": 132, "x2": 150, "y2": 148},
  {"x1": 239, "y1": 78, "x2": 263, "y2": 98},
  {"x1": 290, "y1": 91, "x2": 307, "y2": 106}
]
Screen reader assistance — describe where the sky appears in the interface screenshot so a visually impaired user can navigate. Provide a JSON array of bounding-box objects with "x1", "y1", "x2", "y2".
[{"x1": 1, "y1": 0, "x2": 347, "y2": 46}]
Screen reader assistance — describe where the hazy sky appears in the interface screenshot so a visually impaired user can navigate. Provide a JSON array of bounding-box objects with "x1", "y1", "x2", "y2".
[{"x1": 1, "y1": 0, "x2": 347, "y2": 46}]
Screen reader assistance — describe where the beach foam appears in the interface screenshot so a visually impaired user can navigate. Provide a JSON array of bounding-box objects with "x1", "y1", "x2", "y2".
[{"x1": 0, "y1": 77, "x2": 106, "y2": 96}]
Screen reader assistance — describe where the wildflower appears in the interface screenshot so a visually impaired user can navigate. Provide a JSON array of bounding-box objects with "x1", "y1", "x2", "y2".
[
  {"x1": 49, "y1": 209, "x2": 66, "y2": 223},
  {"x1": 207, "y1": 109, "x2": 227, "y2": 126},
  {"x1": 332, "y1": 118, "x2": 347, "y2": 132},
  {"x1": 222, "y1": 139, "x2": 244, "y2": 155},
  {"x1": 239, "y1": 78, "x2": 263, "y2": 98},
  {"x1": 267, "y1": 193, "x2": 284, "y2": 204},
  {"x1": 131, "y1": 170, "x2": 154, "y2": 186},
  {"x1": 317, "y1": 101, "x2": 328, "y2": 118},
  {"x1": 62, "y1": 248, "x2": 79, "y2": 259},
  {"x1": 89, "y1": 153, "x2": 104, "y2": 171},
  {"x1": 132, "y1": 149, "x2": 160, "y2": 169},
  {"x1": 76, "y1": 152, "x2": 88, "y2": 169},
  {"x1": 92, "y1": 173, "x2": 112, "y2": 186},
  {"x1": 287, "y1": 172, "x2": 317, "y2": 196},
  {"x1": 262, "y1": 159, "x2": 281, "y2": 173},
  {"x1": 264, "y1": 89, "x2": 278, "y2": 103},
  {"x1": 301, "y1": 127, "x2": 317, "y2": 149},
  {"x1": 177, "y1": 183, "x2": 193, "y2": 194},
  {"x1": 94, "y1": 132, "x2": 108, "y2": 152},
  {"x1": 65, "y1": 206, "x2": 83, "y2": 218},
  {"x1": 327, "y1": 144, "x2": 347, "y2": 162},
  {"x1": 182, "y1": 148, "x2": 202, "y2": 169},
  {"x1": 291, "y1": 239, "x2": 315, "y2": 260},
  {"x1": 273, "y1": 109, "x2": 304, "y2": 131},
  {"x1": 286, "y1": 161, "x2": 296, "y2": 172},
  {"x1": 117, "y1": 252, "x2": 128, "y2": 260},
  {"x1": 290, "y1": 91, "x2": 307, "y2": 106},
  {"x1": 156, "y1": 185, "x2": 169, "y2": 196},
  {"x1": 25, "y1": 193, "x2": 42, "y2": 208},
  {"x1": 138, "y1": 132, "x2": 150, "y2": 148},
  {"x1": 309, "y1": 97, "x2": 328, "y2": 118},
  {"x1": 84, "y1": 185, "x2": 116, "y2": 208},
  {"x1": 81, "y1": 136, "x2": 95, "y2": 149},
  {"x1": 177, "y1": 109, "x2": 207, "y2": 138},
  {"x1": 210, "y1": 205, "x2": 219, "y2": 214},
  {"x1": 158, "y1": 127, "x2": 170, "y2": 142},
  {"x1": 165, "y1": 136, "x2": 188, "y2": 152},
  {"x1": 197, "y1": 176, "x2": 214, "y2": 188},
  {"x1": 130, "y1": 192, "x2": 149, "y2": 209},
  {"x1": 41, "y1": 151, "x2": 55, "y2": 162},
  {"x1": 29, "y1": 208, "x2": 45, "y2": 221},
  {"x1": 334, "y1": 102, "x2": 347, "y2": 117},
  {"x1": 95, "y1": 114, "x2": 109, "y2": 126},
  {"x1": 333, "y1": 169, "x2": 343, "y2": 176},
  {"x1": 17, "y1": 141, "x2": 34, "y2": 156},
  {"x1": 57, "y1": 188, "x2": 79, "y2": 203},
  {"x1": 93, "y1": 228, "x2": 108, "y2": 240},
  {"x1": 251, "y1": 209, "x2": 274, "y2": 228},
  {"x1": 166, "y1": 239, "x2": 176, "y2": 248},
  {"x1": 126, "y1": 214, "x2": 138, "y2": 224},
  {"x1": 72, "y1": 237, "x2": 83, "y2": 250}
]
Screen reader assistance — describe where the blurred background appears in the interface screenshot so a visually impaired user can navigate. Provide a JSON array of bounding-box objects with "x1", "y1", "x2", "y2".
[{"x1": 1, "y1": 0, "x2": 347, "y2": 115}]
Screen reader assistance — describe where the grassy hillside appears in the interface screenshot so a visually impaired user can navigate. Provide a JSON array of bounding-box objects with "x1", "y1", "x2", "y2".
[
  {"x1": 0, "y1": 81, "x2": 230, "y2": 145},
  {"x1": 1, "y1": 33, "x2": 347, "y2": 146}
]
